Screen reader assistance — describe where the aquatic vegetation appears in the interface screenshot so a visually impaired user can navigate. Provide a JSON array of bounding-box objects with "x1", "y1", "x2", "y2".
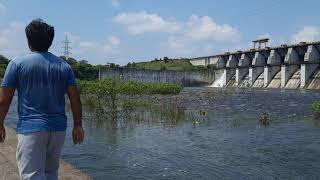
[
  {"x1": 188, "y1": 110, "x2": 208, "y2": 127},
  {"x1": 77, "y1": 78, "x2": 183, "y2": 124},
  {"x1": 78, "y1": 78, "x2": 183, "y2": 96},
  {"x1": 156, "y1": 106, "x2": 186, "y2": 125},
  {"x1": 311, "y1": 101, "x2": 320, "y2": 119},
  {"x1": 259, "y1": 112, "x2": 270, "y2": 126}
]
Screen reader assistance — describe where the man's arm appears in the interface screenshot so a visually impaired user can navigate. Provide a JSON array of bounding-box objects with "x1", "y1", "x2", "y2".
[
  {"x1": 0, "y1": 88, "x2": 15, "y2": 143},
  {"x1": 67, "y1": 86, "x2": 84, "y2": 145}
]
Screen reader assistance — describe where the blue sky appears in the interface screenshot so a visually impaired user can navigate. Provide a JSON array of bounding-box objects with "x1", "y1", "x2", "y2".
[{"x1": 0, "y1": 0, "x2": 320, "y2": 65}]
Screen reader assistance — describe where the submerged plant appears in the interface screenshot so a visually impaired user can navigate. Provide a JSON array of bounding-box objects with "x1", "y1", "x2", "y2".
[
  {"x1": 77, "y1": 78, "x2": 184, "y2": 125},
  {"x1": 311, "y1": 101, "x2": 320, "y2": 119},
  {"x1": 259, "y1": 112, "x2": 270, "y2": 126}
]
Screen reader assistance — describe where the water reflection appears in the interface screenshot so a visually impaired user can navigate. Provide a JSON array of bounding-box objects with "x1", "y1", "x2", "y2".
[
  {"x1": 305, "y1": 115, "x2": 320, "y2": 127},
  {"x1": 77, "y1": 87, "x2": 308, "y2": 132}
]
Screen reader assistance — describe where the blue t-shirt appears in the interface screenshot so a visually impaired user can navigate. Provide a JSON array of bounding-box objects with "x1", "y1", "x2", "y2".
[{"x1": 1, "y1": 52, "x2": 76, "y2": 134}]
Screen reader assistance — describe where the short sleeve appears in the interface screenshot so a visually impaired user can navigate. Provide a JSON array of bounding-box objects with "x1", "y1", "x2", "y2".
[
  {"x1": 67, "y1": 66, "x2": 77, "y2": 86},
  {"x1": 1, "y1": 61, "x2": 18, "y2": 88}
]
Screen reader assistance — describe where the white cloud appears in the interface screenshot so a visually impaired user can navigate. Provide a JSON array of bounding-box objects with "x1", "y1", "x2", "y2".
[
  {"x1": 111, "y1": 0, "x2": 120, "y2": 7},
  {"x1": 292, "y1": 26, "x2": 320, "y2": 43},
  {"x1": 113, "y1": 12, "x2": 241, "y2": 57},
  {"x1": 79, "y1": 41, "x2": 97, "y2": 49},
  {"x1": 0, "y1": 22, "x2": 29, "y2": 58},
  {"x1": 0, "y1": 21, "x2": 121, "y2": 64},
  {"x1": 108, "y1": 35, "x2": 120, "y2": 46},
  {"x1": 0, "y1": 3, "x2": 6, "y2": 16},
  {"x1": 113, "y1": 11, "x2": 181, "y2": 35},
  {"x1": 163, "y1": 15, "x2": 241, "y2": 57},
  {"x1": 58, "y1": 32, "x2": 121, "y2": 64},
  {"x1": 257, "y1": 33, "x2": 271, "y2": 39},
  {"x1": 185, "y1": 15, "x2": 240, "y2": 42},
  {"x1": 102, "y1": 35, "x2": 121, "y2": 52},
  {"x1": 256, "y1": 33, "x2": 276, "y2": 46}
]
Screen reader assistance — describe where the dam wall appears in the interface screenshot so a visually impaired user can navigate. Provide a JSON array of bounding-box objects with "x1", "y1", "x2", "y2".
[
  {"x1": 100, "y1": 68, "x2": 215, "y2": 87},
  {"x1": 190, "y1": 41, "x2": 320, "y2": 89}
]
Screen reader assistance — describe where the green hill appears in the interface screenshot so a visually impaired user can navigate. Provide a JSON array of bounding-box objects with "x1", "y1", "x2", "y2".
[{"x1": 125, "y1": 58, "x2": 210, "y2": 71}]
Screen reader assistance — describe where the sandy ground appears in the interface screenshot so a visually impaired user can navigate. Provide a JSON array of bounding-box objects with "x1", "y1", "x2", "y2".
[{"x1": 0, "y1": 126, "x2": 92, "y2": 180}]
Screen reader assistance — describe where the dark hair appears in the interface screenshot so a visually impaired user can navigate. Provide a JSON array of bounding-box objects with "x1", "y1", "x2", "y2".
[{"x1": 25, "y1": 19, "x2": 54, "y2": 52}]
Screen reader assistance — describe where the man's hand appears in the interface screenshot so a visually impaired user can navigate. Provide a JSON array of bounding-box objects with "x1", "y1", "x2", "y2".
[
  {"x1": 0, "y1": 87, "x2": 15, "y2": 143},
  {"x1": 72, "y1": 126, "x2": 84, "y2": 145},
  {"x1": 67, "y1": 86, "x2": 84, "y2": 145},
  {"x1": 0, "y1": 124, "x2": 6, "y2": 143}
]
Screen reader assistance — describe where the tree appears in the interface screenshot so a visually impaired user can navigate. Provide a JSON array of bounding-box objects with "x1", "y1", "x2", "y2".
[
  {"x1": 126, "y1": 62, "x2": 132, "y2": 67},
  {"x1": 109, "y1": 63, "x2": 116, "y2": 68},
  {"x1": 60, "y1": 56, "x2": 78, "y2": 66},
  {"x1": 160, "y1": 65, "x2": 167, "y2": 70},
  {"x1": 79, "y1": 60, "x2": 89, "y2": 65},
  {"x1": 0, "y1": 55, "x2": 9, "y2": 65},
  {"x1": 0, "y1": 55, "x2": 9, "y2": 77},
  {"x1": 163, "y1": 57, "x2": 169, "y2": 63}
]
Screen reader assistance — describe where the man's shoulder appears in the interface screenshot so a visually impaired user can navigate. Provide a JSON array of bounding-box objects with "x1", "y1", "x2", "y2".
[
  {"x1": 10, "y1": 53, "x2": 35, "y2": 64},
  {"x1": 11, "y1": 52, "x2": 43, "y2": 64},
  {"x1": 13, "y1": 52, "x2": 69, "y2": 66},
  {"x1": 45, "y1": 52, "x2": 70, "y2": 65}
]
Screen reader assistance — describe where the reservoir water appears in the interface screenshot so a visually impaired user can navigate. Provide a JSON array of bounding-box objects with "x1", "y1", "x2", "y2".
[{"x1": 5, "y1": 88, "x2": 320, "y2": 180}]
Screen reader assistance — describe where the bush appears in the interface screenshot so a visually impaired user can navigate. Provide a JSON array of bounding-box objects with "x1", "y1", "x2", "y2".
[
  {"x1": 77, "y1": 78, "x2": 183, "y2": 96},
  {"x1": 312, "y1": 101, "x2": 320, "y2": 118},
  {"x1": 206, "y1": 64, "x2": 217, "y2": 70}
]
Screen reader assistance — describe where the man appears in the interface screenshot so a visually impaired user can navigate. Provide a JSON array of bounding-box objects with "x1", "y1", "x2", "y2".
[{"x1": 0, "y1": 19, "x2": 84, "y2": 180}]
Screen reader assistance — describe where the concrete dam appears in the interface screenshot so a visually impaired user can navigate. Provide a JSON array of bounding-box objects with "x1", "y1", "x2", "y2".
[
  {"x1": 100, "y1": 68, "x2": 215, "y2": 87},
  {"x1": 190, "y1": 40, "x2": 320, "y2": 89}
]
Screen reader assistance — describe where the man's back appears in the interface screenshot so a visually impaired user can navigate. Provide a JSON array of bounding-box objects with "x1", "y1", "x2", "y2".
[
  {"x1": 2, "y1": 52, "x2": 76, "y2": 134},
  {"x1": 0, "y1": 19, "x2": 84, "y2": 180}
]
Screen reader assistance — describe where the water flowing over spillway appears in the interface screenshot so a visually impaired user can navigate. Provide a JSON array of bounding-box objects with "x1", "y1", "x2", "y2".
[
  {"x1": 238, "y1": 73, "x2": 250, "y2": 87},
  {"x1": 210, "y1": 74, "x2": 224, "y2": 87},
  {"x1": 307, "y1": 68, "x2": 320, "y2": 89},
  {"x1": 226, "y1": 74, "x2": 236, "y2": 87},
  {"x1": 252, "y1": 72, "x2": 264, "y2": 88},
  {"x1": 285, "y1": 69, "x2": 301, "y2": 89},
  {"x1": 268, "y1": 71, "x2": 281, "y2": 88}
]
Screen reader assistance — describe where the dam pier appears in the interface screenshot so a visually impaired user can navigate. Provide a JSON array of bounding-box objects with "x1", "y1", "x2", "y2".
[{"x1": 190, "y1": 40, "x2": 320, "y2": 89}]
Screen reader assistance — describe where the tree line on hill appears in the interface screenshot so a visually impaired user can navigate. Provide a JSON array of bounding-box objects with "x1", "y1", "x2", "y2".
[
  {"x1": 60, "y1": 56, "x2": 103, "y2": 80},
  {"x1": 125, "y1": 57, "x2": 217, "y2": 71},
  {"x1": 0, "y1": 54, "x2": 216, "y2": 80},
  {"x1": 0, "y1": 54, "x2": 103, "y2": 80}
]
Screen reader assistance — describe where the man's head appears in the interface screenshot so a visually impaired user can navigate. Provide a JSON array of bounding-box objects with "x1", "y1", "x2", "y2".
[{"x1": 25, "y1": 19, "x2": 54, "y2": 52}]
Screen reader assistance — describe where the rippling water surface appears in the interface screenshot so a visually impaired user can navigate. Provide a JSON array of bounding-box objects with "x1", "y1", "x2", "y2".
[{"x1": 6, "y1": 88, "x2": 320, "y2": 180}]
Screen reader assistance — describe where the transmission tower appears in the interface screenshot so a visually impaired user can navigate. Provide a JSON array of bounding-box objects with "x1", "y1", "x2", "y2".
[{"x1": 62, "y1": 35, "x2": 71, "y2": 60}]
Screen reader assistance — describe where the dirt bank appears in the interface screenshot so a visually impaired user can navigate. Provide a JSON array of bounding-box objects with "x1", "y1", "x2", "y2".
[{"x1": 0, "y1": 126, "x2": 92, "y2": 180}]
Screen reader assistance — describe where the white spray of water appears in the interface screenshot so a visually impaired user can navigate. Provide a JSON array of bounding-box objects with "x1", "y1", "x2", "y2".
[{"x1": 210, "y1": 74, "x2": 224, "y2": 87}]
